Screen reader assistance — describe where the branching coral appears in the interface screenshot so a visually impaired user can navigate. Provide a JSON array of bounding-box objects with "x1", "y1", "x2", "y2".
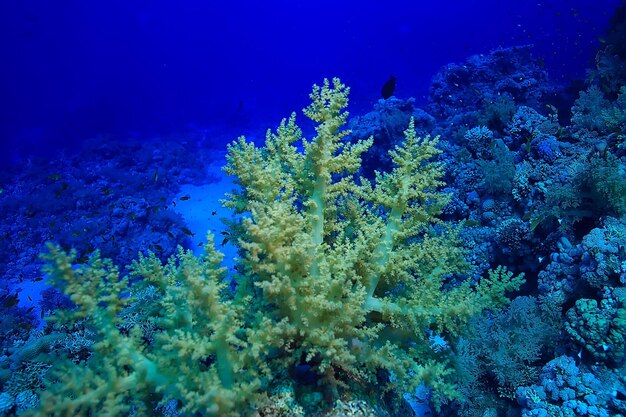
[
  {"x1": 35, "y1": 238, "x2": 267, "y2": 417},
  {"x1": 32, "y1": 78, "x2": 523, "y2": 415},
  {"x1": 223, "y1": 78, "x2": 523, "y2": 397}
]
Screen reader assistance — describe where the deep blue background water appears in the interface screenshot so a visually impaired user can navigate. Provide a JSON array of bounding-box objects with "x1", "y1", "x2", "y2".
[{"x1": 0, "y1": 0, "x2": 621, "y2": 166}]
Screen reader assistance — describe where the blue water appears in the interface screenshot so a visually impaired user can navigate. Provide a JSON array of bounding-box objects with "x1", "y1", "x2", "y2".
[
  {"x1": 0, "y1": 0, "x2": 619, "y2": 164},
  {"x1": 1, "y1": 1, "x2": 625, "y2": 416}
]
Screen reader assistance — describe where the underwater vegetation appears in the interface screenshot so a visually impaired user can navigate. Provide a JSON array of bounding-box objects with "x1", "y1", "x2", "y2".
[
  {"x1": 19, "y1": 79, "x2": 523, "y2": 416},
  {"x1": 0, "y1": 4, "x2": 626, "y2": 416}
]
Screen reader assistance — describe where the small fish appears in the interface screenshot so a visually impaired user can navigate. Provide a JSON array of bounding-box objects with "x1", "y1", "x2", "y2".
[
  {"x1": 172, "y1": 201, "x2": 177, "y2": 207},
  {"x1": 47, "y1": 174, "x2": 62, "y2": 181},
  {"x1": 40, "y1": 309, "x2": 45, "y2": 319},
  {"x1": 537, "y1": 256, "x2": 544, "y2": 263},
  {"x1": 220, "y1": 231, "x2": 231, "y2": 236},
  {"x1": 154, "y1": 170, "x2": 159, "y2": 182},
  {"x1": 381, "y1": 75, "x2": 396, "y2": 99},
  {"x1": 153, "y1": 244, "x2": 164, "y2": 251},
  {"x1": 211, "y1": 210, "x2": 217, "y2": 216},
  {"x1": 179, "y1": 195, "x2": 191, "y2": 201},
  {"x1": 197, "y1": 241, "x2": 204, "y2": 246},
  {"x1": 598, "y1": 35, "x2": 606, "y2": 44},
  {"x1": 180, "y1": 227, "x2": 195, "y2": 236},
  {"x1": 2, "y1": 292, "x2": 19, "y2": 308},
  {"x1": 166, "y1": 231, "x2": 175, "y2": 239},
  {"x1": 27, "y1": 295, "x2": 32, "y2": 302},
  {"x1": 221, "y1": 237, "x2": 230, "y2": 246},
  {"x1": 26, "y1": 306, "x2": 35, "y2": 314},
  {"x1": 33, "y1": 276, "x2": 44, "y2": 282}
]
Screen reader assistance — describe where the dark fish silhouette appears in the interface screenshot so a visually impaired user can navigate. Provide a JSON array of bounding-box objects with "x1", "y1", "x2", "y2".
[
  {"x1": 180, "y1": 227, "x2": 195, "y2": 236},
  {"x1": 381, "y1": 75, "x2": 396, "y2": 99},
  {"x1": 2, "y1": 292, "x2": 19, "y2": 308}
]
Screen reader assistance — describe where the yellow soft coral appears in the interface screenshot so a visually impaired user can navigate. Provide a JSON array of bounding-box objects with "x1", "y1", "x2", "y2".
[
  {"x1": 222, "y1": 77, "x2": 524, "y2": 399},
  {"x1": 35, "y1": 238, "x2": 266, "y2": 417}
]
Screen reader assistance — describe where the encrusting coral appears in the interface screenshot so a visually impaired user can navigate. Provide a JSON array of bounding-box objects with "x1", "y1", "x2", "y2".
[{"x1": 32, "y1": 78, "x2": 523, "y2": 416}]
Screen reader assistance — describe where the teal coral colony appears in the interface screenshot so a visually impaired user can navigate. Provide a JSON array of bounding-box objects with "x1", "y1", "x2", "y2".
[{"x1": 33, "y1": 79, "x2": 523, "y2": 415}]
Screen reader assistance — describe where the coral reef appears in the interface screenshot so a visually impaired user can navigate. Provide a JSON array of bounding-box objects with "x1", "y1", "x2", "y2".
[
  {"x1": 516, "y1": 356, "x2": 616, "y2": 417},
  {"x1": 428, "y1": 45, "x2": 557, "y2": 133},
  {"x1": 1, "y1": 9, "x2": 625, "y2": 415}
]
